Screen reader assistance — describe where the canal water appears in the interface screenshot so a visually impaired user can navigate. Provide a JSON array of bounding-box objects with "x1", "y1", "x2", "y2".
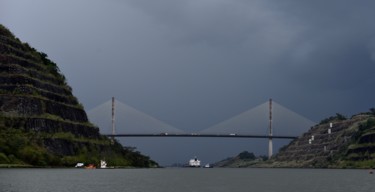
[{"x1": 0, "y1": 168, "x2": 373, "y2": 192}]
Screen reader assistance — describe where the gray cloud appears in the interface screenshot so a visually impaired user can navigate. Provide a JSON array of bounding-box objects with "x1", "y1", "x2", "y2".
[
  {"x1": 279, "y1": 1, "x2": 375, "y2": 90},
  {"x1": 2, "y1": 0, "x2": 375, "y2": 165}
]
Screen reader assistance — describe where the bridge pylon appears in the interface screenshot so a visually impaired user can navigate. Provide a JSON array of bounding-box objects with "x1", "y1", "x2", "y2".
[
  {"x1": 268, "y1": 98, "x2": 273, "y2": 159},
  {"x1": 111, "y1": 97, "x2": 116, "y2": 143}
]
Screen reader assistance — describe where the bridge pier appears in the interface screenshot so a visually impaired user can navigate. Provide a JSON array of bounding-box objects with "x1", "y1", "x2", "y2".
[{"x1": 268, "y1": 138, "x2": 273, "y2": 159}]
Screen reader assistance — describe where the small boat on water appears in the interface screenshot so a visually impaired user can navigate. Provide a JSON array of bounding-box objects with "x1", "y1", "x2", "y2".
[
  {"x1": 85, "y1": 164, "x2": 96, "y2": 169},
  {"x1": 204, "y1": 164, "x2": 213, "y2": 168},
  {"x1": 75, "y1": 163, "x2": 84, "y2": 168},
  {"x1": 100, "y1": 160, "x2": 107, "y2": 169},
  {"x1": 188, "y1": 157, "x2": 201, "y2": 167},
  {"x1": 76, "y1": 160, "x2": 109, "y2": 169}
]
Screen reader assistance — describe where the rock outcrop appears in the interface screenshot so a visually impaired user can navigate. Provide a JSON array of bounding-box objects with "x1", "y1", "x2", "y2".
[
  {"x1": 0, "y1": 24, "x2": 157, "y2": 167},
  {"x1": 271, "y1": 112, "x2": 375, "y2": 168}
]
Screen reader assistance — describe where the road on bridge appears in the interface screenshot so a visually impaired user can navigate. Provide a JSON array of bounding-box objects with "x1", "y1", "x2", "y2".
[{"x1": 103, "y1": 133, "x2": 298, "y2": 139}]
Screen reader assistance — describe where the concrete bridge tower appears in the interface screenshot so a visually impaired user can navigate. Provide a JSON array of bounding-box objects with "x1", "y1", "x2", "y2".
[
  {"x1": 111, "y1": 97, "x2": 116, "y2": 140},
  {"x1": 268, "y1": 98, "x2": 273, "y2": 159}
]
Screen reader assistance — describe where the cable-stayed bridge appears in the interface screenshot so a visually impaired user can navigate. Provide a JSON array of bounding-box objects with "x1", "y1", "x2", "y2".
[{"x1": 88, "y1": 98, "x2": 316, "y2": 159}]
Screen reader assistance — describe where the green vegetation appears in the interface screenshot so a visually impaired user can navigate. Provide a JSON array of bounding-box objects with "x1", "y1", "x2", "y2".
[
  {"x1": 339, "y1": 117, "x2": 375, "y2": 165},
  {"x1": 0, "y1": 125, "x2": 52, "y2": 166},
  {"x1": 213, "y1": 151, "x2": 269, "y2": 167},
  {"x1": 0, "y1": 113, "x2": 157, "y2": 167},
  {"x1": 369, "y1": 108, "x2": 375, "y2": 115},
  {"x1": 238, "y1": 151, "x2": 256, "y2": 160},
  {"x1": 0, "y1": 72, "x2": 73, "y2": 99},
  {"x1": 0, "y1": 25, "x2": 15, "y2": 39},
  {"x1": 0, "y1": 123, "x2": 157, "y2": 167},
  {"x1": 37, "y1": 52, "x2": 68, "y2": 86},
  {"x1": 319, "y1": 113, "x2": 347, "y2": 125}
]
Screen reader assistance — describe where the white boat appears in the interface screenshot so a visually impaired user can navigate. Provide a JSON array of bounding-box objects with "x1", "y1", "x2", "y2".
[
  {"x1": 75, "y1": 163, "x2": 84, "y2": 168},
  {"x1": 100, "y1": 160, "x2": 107, "y2": 168},
  {"x1": 188, "y1": 157, "x2": 201, "y2": 167},
  {"x1": 204, "y1": 164, "x2": 212, "y2": 168}
]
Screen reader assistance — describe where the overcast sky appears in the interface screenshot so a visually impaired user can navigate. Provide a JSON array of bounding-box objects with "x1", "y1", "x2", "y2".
[{"x1": 2, "y1": 0, "x2": 375, "y2": 165}]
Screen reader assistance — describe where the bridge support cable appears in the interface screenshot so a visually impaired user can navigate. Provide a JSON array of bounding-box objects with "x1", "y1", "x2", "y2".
[{"x1": 89, "y1": 98, "x2": 313, "y2": 156}]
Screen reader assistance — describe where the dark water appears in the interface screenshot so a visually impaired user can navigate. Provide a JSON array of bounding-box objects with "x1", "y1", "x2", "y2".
[{"x1": 0, "y1": 168, "x2": 373, "y2": 192}]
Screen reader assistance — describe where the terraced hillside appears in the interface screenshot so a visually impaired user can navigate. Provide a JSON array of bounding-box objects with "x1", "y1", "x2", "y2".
[
  {"x1": 0, "y1": 24, "x2": 157, "y2": 167},
  {"x1": 271, "y1": 112, "x2": 375, "y2": 168}
]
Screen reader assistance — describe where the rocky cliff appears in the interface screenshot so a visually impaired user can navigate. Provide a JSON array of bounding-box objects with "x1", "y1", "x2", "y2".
[{"x1": 0, "y1": 24, "x2": 157, "y2": 167}]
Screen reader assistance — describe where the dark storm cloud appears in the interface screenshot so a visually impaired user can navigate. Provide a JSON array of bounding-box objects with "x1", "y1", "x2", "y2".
[
  {"x1": 129, "y1": 0, "x2": 375, "y2": 90},
  {"x1": 121, "y1": 0, "x2": 306, "y2": 123},
  {"x1": 121, "y1": 0, "x2": 375, "y2": 119},
  {"x1": 279, "y1": 1, "x2": 375, "y2": 91},
  {"x1": 128, "y1": 0, "x2": 298, "y2": 58},
  {"x1": 2, "y1": 0, "x2": 374, "y2": 123}
]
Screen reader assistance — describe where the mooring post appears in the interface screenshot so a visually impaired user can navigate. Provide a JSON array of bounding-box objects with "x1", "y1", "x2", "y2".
[{"x1": 268, "y1": 98, "x2": 273, "y2": 159}]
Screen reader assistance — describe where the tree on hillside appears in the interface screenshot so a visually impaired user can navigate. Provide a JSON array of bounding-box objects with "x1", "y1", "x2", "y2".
[
  {"x1": 370, "y1": 108, "x2": 375, "y2": 115},
  {"x1": 319, "y1": 113, "x2": 347, "y2": 125},
  {"x1": 238, "y1": 151, "x2": 256, "y2": 160},
  {"x1": 336, "y1": 113, "x2": 347, "y2": 120}
]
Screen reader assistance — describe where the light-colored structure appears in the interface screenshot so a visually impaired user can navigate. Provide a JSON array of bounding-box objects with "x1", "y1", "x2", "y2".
[{"x1": 189, "y1": 157, "x2": 201, "y2": 167}]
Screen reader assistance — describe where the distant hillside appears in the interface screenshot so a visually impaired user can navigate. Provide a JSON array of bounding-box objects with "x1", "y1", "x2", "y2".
[
  {"x1": 270, "y1": 111, "x2": 375, "y2": 168},
  {"x1": 213, "y1": 151, "x2": 267, "y2": 168},
  {"x1": 0, "y1": 24, "x2": 157, "y2": 167},
  {"x1": 217, "y1": 110, "x2": 375, "y2": 168}
]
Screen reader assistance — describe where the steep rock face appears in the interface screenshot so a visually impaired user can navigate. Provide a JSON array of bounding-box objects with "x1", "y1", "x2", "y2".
[
  {"x1": 0, "y1": 25, "x2": 157, "y2": 167},
  {"x1": 0, "y1": 25, "x2": 98, "y2": 138},
  {"x1": 272, "y1": 113, "x2": 375, "y2": 168}
]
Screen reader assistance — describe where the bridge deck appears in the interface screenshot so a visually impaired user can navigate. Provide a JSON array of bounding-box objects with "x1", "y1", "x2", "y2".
[{"x1": 104, "y1": 133, "x2": 297, "y2": 139}]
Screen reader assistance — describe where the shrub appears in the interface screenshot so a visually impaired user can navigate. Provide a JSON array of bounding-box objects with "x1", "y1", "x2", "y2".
[
  {"x1": 238, "y1": 151, "x2": 256, "y2": 160},
  {"x1": 0, "y1": 152, "x2": 10, "y2": 164},
  {"x1": 370, "y1": 108, "x2": 375, "y2": 115},
  {"x1": 319, "y1": 113, "x2": 347, "y2": 124}
]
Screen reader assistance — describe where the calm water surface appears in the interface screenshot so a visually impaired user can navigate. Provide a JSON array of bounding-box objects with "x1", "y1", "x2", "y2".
[{"x1": 0, "y1": 168, "x2": 373, "y2": 192}]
